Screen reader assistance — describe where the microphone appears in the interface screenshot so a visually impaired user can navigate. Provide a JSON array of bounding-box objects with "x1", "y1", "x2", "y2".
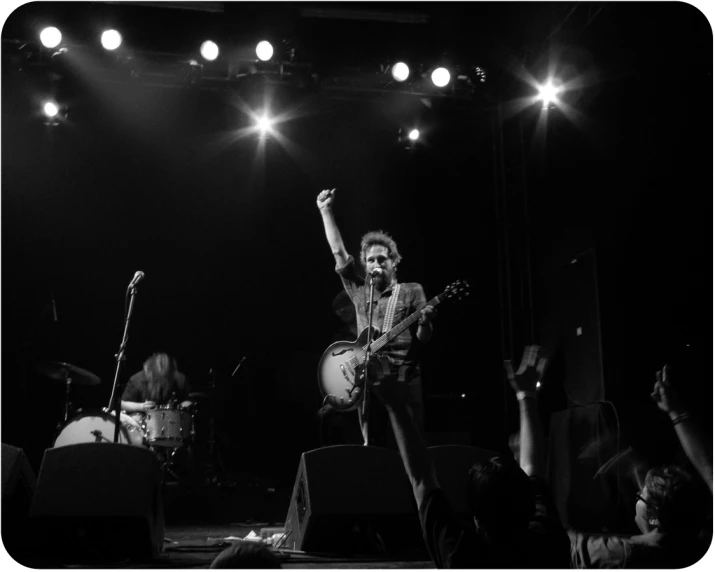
[
  {"x1": 128, "y1": 271, "x2": 145, "y2": 289},
  {"x1": 51, "y1": 290, "x2": 58, "y2": 322},
  {"x1": 369, "y1": 268, "x2": 383, "y2": 277}
]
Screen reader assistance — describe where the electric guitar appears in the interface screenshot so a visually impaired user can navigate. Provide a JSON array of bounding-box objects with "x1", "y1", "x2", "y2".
[{"x1": 317, "y1": 280, "x2": 470, "y2": 412}]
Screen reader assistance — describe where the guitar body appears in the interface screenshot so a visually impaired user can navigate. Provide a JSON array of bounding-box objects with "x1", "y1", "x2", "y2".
[
  {"x1": 318, "y1": 327, "x2": 383, "y2": 412},
  {"x1": 317, "y1": 280, "x2": 469, "y2": 413}
]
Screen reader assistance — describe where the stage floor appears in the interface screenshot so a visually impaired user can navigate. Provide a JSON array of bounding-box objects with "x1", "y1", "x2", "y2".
[
  {"x1": 160, "y1": 524, "x2": 434, "y2": 569},
  {"x1": 9, "y1": 479, "x2": 435, "y2": 569},
  {"x1": 9, "y1": 523, "x2": 434, "y2": 569}
]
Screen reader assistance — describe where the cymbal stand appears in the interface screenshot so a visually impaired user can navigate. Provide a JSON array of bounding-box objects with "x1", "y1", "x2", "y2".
[{"x1": 60, "y1": 370, "x2": 73, "y2": 427}]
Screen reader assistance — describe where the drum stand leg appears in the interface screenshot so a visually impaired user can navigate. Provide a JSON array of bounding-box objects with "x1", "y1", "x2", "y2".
[
  {"x1": 154, "y1": 448, "x2": 181, "y2": 485},
  {"x1": 204, "y1": 417, "x2": 219, "y2": 484},
  {"x1": 203, "y1": 418, "x2": 234, "y2": 487}
]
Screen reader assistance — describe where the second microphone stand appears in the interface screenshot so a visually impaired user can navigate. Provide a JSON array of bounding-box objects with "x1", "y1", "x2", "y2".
[{"x1": 107, "y1": 282, "x2": 141, "y2": 443}]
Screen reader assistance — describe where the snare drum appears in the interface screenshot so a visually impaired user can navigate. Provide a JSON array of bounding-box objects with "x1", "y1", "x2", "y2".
[
  {"x1": 144, "y1": 405, "x2": 193, "y2": 448},
  {"x1": 53, "y1": 410, "x2": 145, "y2": 448}
]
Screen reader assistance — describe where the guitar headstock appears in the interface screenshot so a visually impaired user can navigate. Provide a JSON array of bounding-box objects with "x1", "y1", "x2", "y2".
[{"x1": 440, "y1": 280, "x2": 470, "y2": 302}]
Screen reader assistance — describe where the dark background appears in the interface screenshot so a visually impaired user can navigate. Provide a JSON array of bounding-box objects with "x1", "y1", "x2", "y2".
[{"x1": 2, "y1": 2, "x2": 712, "y2": 510}]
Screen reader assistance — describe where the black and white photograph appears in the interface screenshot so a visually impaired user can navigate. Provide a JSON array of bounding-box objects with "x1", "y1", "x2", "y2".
[{"x1": 1, "y1": 1, "x2": 712, "y2": 568}]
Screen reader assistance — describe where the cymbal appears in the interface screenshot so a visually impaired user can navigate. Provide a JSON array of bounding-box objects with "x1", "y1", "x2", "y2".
[
  {"x1": 35, "y1": 361, "x2": 101, "y2": 386},
  {"x1": 188, "y1": 391, "x2": 211, "y2": 400}
]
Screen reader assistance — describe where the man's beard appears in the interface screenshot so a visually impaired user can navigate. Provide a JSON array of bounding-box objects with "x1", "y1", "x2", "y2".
[{"x1": 374, "y1": 269, "x2": 394, "y2": 290}]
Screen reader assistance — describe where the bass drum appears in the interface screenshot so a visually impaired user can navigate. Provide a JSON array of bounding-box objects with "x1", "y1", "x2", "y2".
[{"x1": 53, "y1": 410, "x2": 144, "y2": 448}]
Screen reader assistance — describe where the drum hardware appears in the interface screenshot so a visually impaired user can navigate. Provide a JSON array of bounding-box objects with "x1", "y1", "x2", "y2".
[
  {"x1": 192, "y1": 369, "x2": 235, "y2": 488},
  {"x1": 144, "y1": 405, "x2": 194, "y2": 448},
  {"x1": 34, "y1": 361, "x2": 102, "y2": 386},
  {"x1": 53, "y1": 410, "x2": 144, "y2": 448},
  {"x1": 90, "y1": 429, "x2": 109, "y2": 443},
  {"x1": 151, "y1": 446, "x2": 182, "y2": 484},
  {"x1": 34, "y1": 361, "x2": 102, "y2": 427},
  {"x1": 128, "y1": 403, "x2": 197, "y2": 484}
]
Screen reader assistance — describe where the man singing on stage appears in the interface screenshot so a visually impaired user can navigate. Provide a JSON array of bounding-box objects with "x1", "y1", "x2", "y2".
[{"x1": 316, "y1": 188, "x2": 436, "y2": 446}]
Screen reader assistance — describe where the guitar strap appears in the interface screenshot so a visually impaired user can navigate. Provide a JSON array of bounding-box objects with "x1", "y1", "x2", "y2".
[{"x1": 381, "y1": 283, "x2": 401, "y2": 334}]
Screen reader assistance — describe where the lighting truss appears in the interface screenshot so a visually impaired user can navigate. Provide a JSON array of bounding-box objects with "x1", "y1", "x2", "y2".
[{"x1": 2, "y1": 37, "x2": 491, "y2": 103}]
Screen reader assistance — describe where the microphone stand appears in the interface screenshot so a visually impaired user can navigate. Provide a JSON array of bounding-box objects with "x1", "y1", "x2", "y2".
[
  {"x1": 361, "y1": 273, "x2": 378, "y2": 446},
  {"x1": 108, "y1": 283, "x2": 140, "y2": 443}
]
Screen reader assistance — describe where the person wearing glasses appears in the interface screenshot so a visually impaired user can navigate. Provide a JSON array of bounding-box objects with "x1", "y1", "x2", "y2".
[
  {"x1": 569, "y1": 365, "x2": 712, "y2": 568},
  {"x1": 372, "y1": 345, "x2": 570, "y2": 568}
]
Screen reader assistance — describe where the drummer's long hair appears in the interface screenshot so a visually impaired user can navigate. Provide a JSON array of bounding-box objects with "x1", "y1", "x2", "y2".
[{"x1": 143, "y1": 353, "x2": 185, "y2": 404}]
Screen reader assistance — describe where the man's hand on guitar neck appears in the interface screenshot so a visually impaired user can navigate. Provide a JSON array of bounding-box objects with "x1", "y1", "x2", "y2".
[{"x1": 417, "y1": 304, "x2": 436, "y2": 342}]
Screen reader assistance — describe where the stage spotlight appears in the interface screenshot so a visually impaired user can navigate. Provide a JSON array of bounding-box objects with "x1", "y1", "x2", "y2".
[
  {"x1": 537, "y1": 81, "x2": 561, "y2": 109},
  {"x1": 200, "y1": 40, "x2": 219, "y2": 61},
  {"x1": 398, "y1": 127, "x2": 420, "y2": 148},
  {"x1": 256, "y1": 115, "x2": 273, "y2": 134},
  {"x1": 43, "y1": 101, "x2": 59, "y2": 118},
  {"x1": 41, "y1": 100, "x2": 65, "y2": 126},
  {"x1": 256, "y1": 41, "x2": 274, "y2": 62},
  {"x1": 101, "y1": 29, "x2": 122, "y2": 50},
  {"x1": 40, "y1": 27, "x2": 62, "y2": 49},
  {"x1": 431, "y1": 67, "x2": 451, "y2": 88},
  {"x1": 391, "y1": 62, "x2": 410, "y2": 82}
]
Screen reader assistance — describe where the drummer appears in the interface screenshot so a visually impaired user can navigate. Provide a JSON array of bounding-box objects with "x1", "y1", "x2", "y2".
[{"x1": 121, "y1": 352, "x2": 192, "y2": 416}]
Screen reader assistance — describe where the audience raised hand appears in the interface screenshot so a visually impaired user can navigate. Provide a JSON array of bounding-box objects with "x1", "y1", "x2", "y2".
[
  {"x1": 504, "y1": 345, "x2": 548, "y2": 478},
  {"x1": 651, "y1": 364, "x2": 712, "y2": 493}
]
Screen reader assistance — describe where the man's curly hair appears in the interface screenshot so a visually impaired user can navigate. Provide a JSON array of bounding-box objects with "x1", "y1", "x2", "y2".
[{"x1": 359, "y1": 230, "x2": 402, "y2": 269}]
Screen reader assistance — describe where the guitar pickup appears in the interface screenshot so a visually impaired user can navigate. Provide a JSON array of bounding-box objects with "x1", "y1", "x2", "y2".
[{"x1": 339, "y1": 364, "x2": 354, "y2": 386}]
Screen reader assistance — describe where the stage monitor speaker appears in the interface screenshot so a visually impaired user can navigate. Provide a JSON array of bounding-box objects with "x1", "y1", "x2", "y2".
[
  {"x1": 283, "y1": 445, "x2": 423, "y2": 555},
  {"x1": 29, "y1": 443, "x2": 164, "y2": 565},
  {"x1": 2, "y1": 443, "x2": 37, "y2": 561}
]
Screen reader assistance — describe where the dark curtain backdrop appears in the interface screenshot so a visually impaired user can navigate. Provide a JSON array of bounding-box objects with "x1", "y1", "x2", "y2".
[{"x1": 2, "y1": 70, "x2": 501, "y2": 481}]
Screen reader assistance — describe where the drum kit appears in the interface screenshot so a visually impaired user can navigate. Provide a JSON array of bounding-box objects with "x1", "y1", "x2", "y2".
[{"x1": 36, "y1": 360, "x2": 218, "y2": 483}]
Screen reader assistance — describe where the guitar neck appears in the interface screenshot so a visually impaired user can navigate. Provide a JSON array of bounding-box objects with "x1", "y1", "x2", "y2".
[{"x1": 368, "y1": 294, "x2": 442, "y2": 354}]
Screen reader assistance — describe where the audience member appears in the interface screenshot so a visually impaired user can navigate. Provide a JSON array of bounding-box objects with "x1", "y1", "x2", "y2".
[
  {"x1": 651, "y1": 364, "x2": 712, "y2": 493},
  {"x1": 569, "y1": 364, "x2": 712, "y2": 568},
  {"x1": 373, "y1": 344, "x2": 570, "y2": 568},
  {"x1": 210, "y1": 541, "x2": 282, "y2": 569}
]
